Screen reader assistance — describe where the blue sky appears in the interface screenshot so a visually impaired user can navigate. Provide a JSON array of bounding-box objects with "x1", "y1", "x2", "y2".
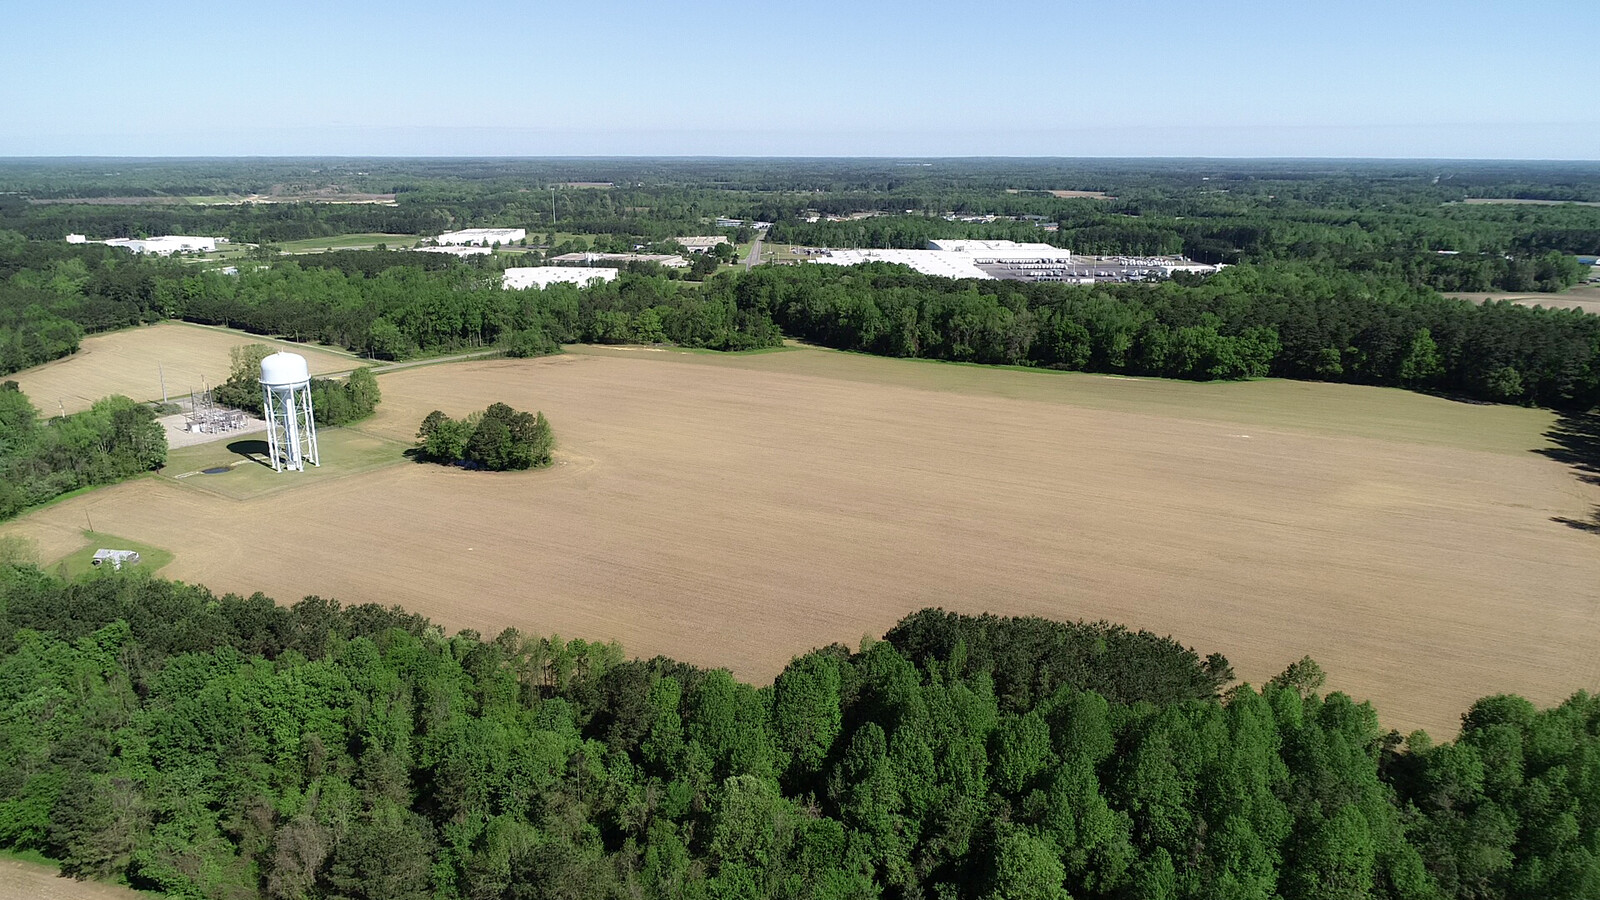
[{"x1": 3, "y1": 0, "x2": 1594, "y2": 157}]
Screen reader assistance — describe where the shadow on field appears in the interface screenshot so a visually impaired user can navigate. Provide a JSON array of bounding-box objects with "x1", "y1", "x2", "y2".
[
  {"x1": 227, "y1": 439, "x2": 275, "y2": 468},
  {"x1": 1537, "y1": 413, "x2": 1600, "y2": 533}
]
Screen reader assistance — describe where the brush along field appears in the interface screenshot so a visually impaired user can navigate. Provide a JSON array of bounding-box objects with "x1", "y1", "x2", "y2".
[
  {"x1": 10, "y1": 322, "x2": 362, "y2": 415},
  {"x1": 4, "y1": 345, "x2": 1598, "y2": 737}
]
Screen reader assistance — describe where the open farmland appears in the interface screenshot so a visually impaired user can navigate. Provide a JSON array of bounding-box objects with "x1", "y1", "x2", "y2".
[
  {"x1": 9, "y1": 322, "x2": 361, "y2": 415},
  {"x1": 0, "y1": 857, "x2": 144, "y2": 900},
  {"x1": 1449, "y1": 282, "x2": 1600, "y2": 313},
  {"x1": 3, "y1": 345, "x2": 1597, "y2": 736}
]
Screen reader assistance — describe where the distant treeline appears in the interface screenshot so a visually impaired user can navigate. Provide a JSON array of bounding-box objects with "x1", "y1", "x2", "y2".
[
  {"x1": 0, "y1": 239, "x2": 778, "y2": 379},
  {"x1": 0, "y1": 384, "x2": 166, "y2": 520},
  {"x1": 0, "y1": 567, "x2": 1595, "y2": 900},
  {"x1": 720, "y1": 263, "x2": 1600, "y2": 409},
  {"x1": 3, "y1": 236, "x2": 1597, "y2": 409},
  {"x1": 7, "y1": 158, "x2": 1600, "y2": 295}
]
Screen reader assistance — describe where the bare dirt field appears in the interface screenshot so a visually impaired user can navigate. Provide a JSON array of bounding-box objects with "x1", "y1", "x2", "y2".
[
  {"x1": 0, "y1": 857, "x2": 144, "y2": 900},
  {"x1": 1450, "y1": 284, "x2": 1600, "y2": 313},
  {"x1": 3, "y1": 346, "x2": 1597, "y2": 737},
  {"x1": 1459, "y1": 198, "x2": 1600, "y2": 207},
  {"x1": 10, "y1": 322, "x2": 362, "y2": 415}
]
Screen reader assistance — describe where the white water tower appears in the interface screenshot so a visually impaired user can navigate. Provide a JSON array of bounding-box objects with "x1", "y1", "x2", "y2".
[{"x1": 259, "y1": 352, "x2": 319, "y2": 472}]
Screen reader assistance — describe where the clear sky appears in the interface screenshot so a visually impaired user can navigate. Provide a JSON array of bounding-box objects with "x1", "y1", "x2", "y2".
[{"x1": 3, "y1": 0, "x2": 1595, "y2": 158}]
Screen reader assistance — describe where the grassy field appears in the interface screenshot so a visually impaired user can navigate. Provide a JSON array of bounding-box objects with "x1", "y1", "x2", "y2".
[
  {"x1": 9, "y1": 322, "x2": 364, "y2": 415},
  {"x1": 0, "y1": 853, "x2": 148, "y2": 900},
  {"x1": 3, "y1": 343, "x2": 1596, "y2": 737},
  {"x1": 163, "y1": 427, "x2": 412, "y2": 501}
]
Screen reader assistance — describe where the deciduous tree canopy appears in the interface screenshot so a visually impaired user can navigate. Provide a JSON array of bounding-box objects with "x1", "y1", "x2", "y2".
[{"x1": 0, "y1": 568, "x2": 1594, "y2": 900}]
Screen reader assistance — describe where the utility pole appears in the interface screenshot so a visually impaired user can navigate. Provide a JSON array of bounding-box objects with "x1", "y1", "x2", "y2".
[{"x1": 159, "y1": 363, "x2": 167, "y2": 403}]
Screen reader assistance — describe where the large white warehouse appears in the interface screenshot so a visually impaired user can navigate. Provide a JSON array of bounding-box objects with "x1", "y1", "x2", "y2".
[
  {"x1": 503, "y1": 266, "x2": 619, "y2": 290},
  {"x1": 100, "y1": 235, "x2": 224, "y2": 255},
  {"x1": 813, "y1": 239, "x2": 1218, "y2": 283},
  {"x1": 813, "y1": 249, "x2": 992, "y2": 279},
  {"x1": 436, "y1": 228, "x2": 527, "y2": 246}
]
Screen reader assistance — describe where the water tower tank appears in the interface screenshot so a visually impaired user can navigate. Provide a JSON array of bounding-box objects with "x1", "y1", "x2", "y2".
[
  {"x1": 260, "y1": 351, "x2": 310, "y2": 387},
  {"x1": 258, "y1": 351, "x2": 319, "y2": 472}
]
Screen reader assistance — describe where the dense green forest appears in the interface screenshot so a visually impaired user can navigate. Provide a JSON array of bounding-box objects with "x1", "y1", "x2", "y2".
[
  {"x1": 0, "y1": 383, "x2": 166, "y2": 520},
  {"x1": 3, "y1": 158, "x2": 1598, "y2": 288},
  {"x1": 0, "y1": 567, "x2": 1594, "y2": 900},
  {"x1": 718, "y1": 264, "x2": 1600, "y2": 408},
  {"x1": 3, "y1": 233, "x2": 1596, "y2": 409}
]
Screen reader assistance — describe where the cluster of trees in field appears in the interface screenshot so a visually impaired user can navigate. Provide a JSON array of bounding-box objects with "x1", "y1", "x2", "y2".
[
  {"x1": 415, "y1": 402, "x2": 554, "y2": 470},
  {"x1": 211, "y1": 345, "x2": 382, "y2": 426},
  {"x1": 0, "y1": 384, "x2": 166, "y2": 520},
  {"x1": 721, "y1": 263, "x2": 1600, "y2": 408},
  {"x1": 0, "y1": 568, "x2": 1594, "y2": 900}
]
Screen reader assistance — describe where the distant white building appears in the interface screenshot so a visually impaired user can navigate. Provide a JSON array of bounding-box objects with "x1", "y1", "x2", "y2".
[
  {"x1": 925, "y1": 239, "x2": 1072, "y2": 261},
  {"x1": 65, "y1": 233, "x2": 88, "y2": 243},
  {"x1": 101, "y1": 235, "x2": 224, "y2": 255},
  {"x1": 435, "y1": 227, "x2": 527, "y2": 246},
  {"x1": 814, "y1": 249, "x2": 993, "y2": 279},
  {"x1": 674, "y1": 236, "x2": 730, "y2": 253},
  {"x1": 813, "y1": 239, "x2": 1218, "y2": 283},
  {"x1": 548, "y1": 252, "x2": 689, "y2": 269},
  {"x1": 413, "y1": 245, "x2": 493, "y2": 257},
  {"x1": 503, "y1": 266, "x2": 619, "y2": 290}
]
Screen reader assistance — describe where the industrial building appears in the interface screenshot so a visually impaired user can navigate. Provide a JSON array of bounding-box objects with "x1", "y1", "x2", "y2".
[
  {"x1": 503, "y1": 266, "x2": 619, "y2": 290},
  {"x1": 673, "y1": 236, "x2": 730, "y2": 253},
  {"x1": 414, "y1": 245, "x2": 493, "y2": 257},
  {"x1": 812, "y1": 239, "x2": 1220, "y2": 283},
  {"x1": 548, "y1": 252, "x2": 689, "y2": 269},
  {"x1": 435, "y1": 228, "x2": 527, "y2": 246},
  {"x1": 94, "y1": 235, "x2": 224, "y2": 255}
]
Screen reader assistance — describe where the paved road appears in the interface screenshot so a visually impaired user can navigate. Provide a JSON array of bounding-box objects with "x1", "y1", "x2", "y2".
[{"x1": 744, "y1": 235, "x2": 764, "y2": 270}]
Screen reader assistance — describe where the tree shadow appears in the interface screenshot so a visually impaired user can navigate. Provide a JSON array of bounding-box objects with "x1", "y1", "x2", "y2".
[
  {"x1": 226, "y1": 439, "x2": 275, "y2": 469},
  {"x1": 1537, "y1": 412, "x2": 1600, "y2": 534}
]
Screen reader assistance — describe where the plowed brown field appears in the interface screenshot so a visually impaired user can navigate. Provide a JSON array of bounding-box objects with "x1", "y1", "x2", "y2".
[
  {"x1": 11, "y1": 322, "x2": 360, "y2": 415},
  {"x1": 4, "y1": 346, "x2": 1597, "y2": 737},
  {"x1": 0, "y1": 858, "x2": 143, "y2": 900}
]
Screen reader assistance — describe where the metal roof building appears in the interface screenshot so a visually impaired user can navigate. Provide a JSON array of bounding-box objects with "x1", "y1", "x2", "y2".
[
  {"x1": 503, "y1": 266, "x2": 620, "y2": 290},
  {"x1": 435, "y1": 228, "x2": 527, "y2": 246}
]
